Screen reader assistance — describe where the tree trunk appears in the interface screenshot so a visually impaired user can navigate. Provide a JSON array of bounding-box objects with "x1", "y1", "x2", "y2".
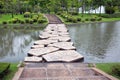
[{"x1": 99, "y1": 5, "x2": 101, "y2": 16}]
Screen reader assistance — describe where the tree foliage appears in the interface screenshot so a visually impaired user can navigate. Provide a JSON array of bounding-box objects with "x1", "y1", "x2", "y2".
[{"x1": 0, "y1": 0, "x2": 120, "y2": 15}]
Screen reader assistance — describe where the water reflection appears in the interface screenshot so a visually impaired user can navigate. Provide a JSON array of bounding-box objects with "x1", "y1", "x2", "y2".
[
  {"x1": 0, "y1": 29, "x2": 41, "y2": 62},
  {"x1": 68, "y1": 22, "x2": 120, "y2": 63}
]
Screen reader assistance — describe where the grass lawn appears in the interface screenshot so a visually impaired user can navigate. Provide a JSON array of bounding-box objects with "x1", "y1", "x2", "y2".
[
  {"x1": 96, "y1": 63, "x2": 120, "y2": 79},
  {"x1": 0, "y1": 14, "x2": 25, "y2": 24},
  {"x1": 0, "y1": 14, "x2": 48, "y2": 25},
  {"x1": 1, "y1": 63, "x2": 18, "y2": 80}
]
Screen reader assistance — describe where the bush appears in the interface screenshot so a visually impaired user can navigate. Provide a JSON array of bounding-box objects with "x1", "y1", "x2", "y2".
[
  {"x1": 38, "y1": 13, "x2": 43, "y2": 18},
  {"x1": 24, "y1": 12, "x2": 31, "y2": 18},
  {"x1": 97, "y1": 17, "x2": 102, "y2": 21},
  {"x1": 12, "y1": 19, "x2": 17, "y2": 24},
  {"x1": 32, "y1": 15, "x2": 39, "y2": 19},
  {"x1": 0, "y1": 63, "x2": 10, "y2": 78},
  {"x1": 85, "y1": 18, "x2": 89, "y2": 21},
  {"x1": 8, "y1": 21, "x2": 12, "y2": 24},
  {"x1": 38, "y1": 18, "x2": 47, "y2": 23},
  {"x1": 105, "y1": 6, "x2": 115, "y2": 14},
  {"x1": 20, "y1": 20, "x2": 25, "y2": 24},
  {"x1": 112, "y1": 64, "x2": 120, "y2": 76},
  {"x1": 32, "y1": 18, "x2": 37, "y2": 22},
  {"x1": 2, "y1": 21, "x2": 7, "y2": 24},
  {"x1": 82, "y1": 20, "x2": 85, "y2": 23},
  {"x1": 25, "y1": 18, "x2": 30, "y2": 23},
  {"x1": 100, "y1": 14, "x2": 111, "y2": 18},
  {"x1": 77, "y1": 18, "x2": 81, "y2": 21},
  {"x1": 72, "y1": 17, "x2": 77, "y2": 23},
  {"x1": 70, "y1": 12, "x2": 79, "y2": 15},
  {"x1": 29, "y1": 19, "x2": 33, "y2": 24},
  {"x1": 101, "y1": 13, "x2": 120, "y2": 18},
  {"x1": 90, "y1": 18, "x2": 96, "y2": 21},
  {"x1": 67, "y1": 17, "x2": 73, "y2": 22},
  {"x1": 56, "y1": 12, "x2": 61, "y2": 15}
]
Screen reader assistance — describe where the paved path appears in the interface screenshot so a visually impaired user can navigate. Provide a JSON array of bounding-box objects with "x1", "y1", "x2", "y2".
[
  {"x1": 14, "y1": 63, "x2": 118, "y2": 80},
  {"x1": 45, "y1": 14, "x2": 63, "y2": 24},
  {"x1": 13, "y1": 14, "x2": 118, "y2": 80}
]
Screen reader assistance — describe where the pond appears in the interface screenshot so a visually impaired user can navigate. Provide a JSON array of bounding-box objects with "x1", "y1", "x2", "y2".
[
  {"x1": 0, "y1": 29, "x2": 42, "y2": 63},
  {"x1": 0, "y1": 22, "x2": 120, "y2": 63},
  {"x1": 67, "y1": 21, "x2": 120, "y2": 63}
]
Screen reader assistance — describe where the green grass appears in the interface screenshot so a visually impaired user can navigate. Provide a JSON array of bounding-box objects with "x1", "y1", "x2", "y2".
[
  {"x1": 0, "y1": 14, "x2": 48, "y2": 24},
  {"x1": 96, "y1": 63, "x2": 120, "y2": 79},
  {"x1": 2, "y1": 63, "x2": 18, "y2": 80},
  {"x1": 0, "y1": 14, "x2": 25, "y2": 24},
  {"x1": 0, "y1": 63, "x2": 10, "y2": 74}
]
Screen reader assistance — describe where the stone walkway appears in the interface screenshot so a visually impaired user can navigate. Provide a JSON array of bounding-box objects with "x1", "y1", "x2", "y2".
[
  {"x1": 13, "y1": 14, "x2": 118, "y2": 80},
  {"x1": 14, "y1": 63, "x2": 118, "y2": 80}
]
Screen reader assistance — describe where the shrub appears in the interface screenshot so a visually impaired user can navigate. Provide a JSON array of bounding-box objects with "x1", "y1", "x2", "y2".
[
  {"x1": 8, "y1": 21, "x2": 12, "y2": 24},
  {"x1": 77, "y1": 18, "x2": 81, "y2": 21},
  {"x1": 12, "y1": 19, "x2": 17, "y2": 24},
  {"x1": 2, "y1": 21, "x2": 7, "y2": 24},
  {"x1": 105, "y1": 6, "x2": 115, "y2": 14},
  {"x1": 70, "y1": 12, "x2": 78, "y2": 15},
  {"x1": 82, "y1": 20, "x2": 85, "y2": 23},
  {"x1": 32, "y1": 18, "x2": 37, "y2": 22},
  {"x1": 90, "y1": 18, "x2": 96, "y2": 21},
  {"x1": 67, "y1": 17, "x2": 73, "y2": 22},
  {"x1": 101, "y1": 13, "x2": 120, "y2": 18},
  {"x1": 38, "y1": 18, "x2": 46, "y2": 23},
  {"x1": 72, "y1": 17, "x2": 77, "y2": 23},
  {"x1": 85, "y1": 18, "x2": 89, "y2": 21},
  {"x1": 24, "y1": 12, "x2": 31, "y2": 18},
  {"x1": 97, "y1": 17, "x2": 102, "y2": 21},
  {"x1": 29, "y1": 19, "x2": 33, "y2": 24},
  {"x1": 25, "y1": 18, "x2": 30, "y2": 23},
  {"x1": 112, "y1": 64, "x2": 120, "y2": 76},
  {"x1": 100, "y1": 14, "x2": 111, "y2": 18},
  {"x1": 0, "y1": 63, "x2": 10, "y2": 78},
  {"x1": 38, "y1": 13, "x2": 43, "y2": 18},
  {"x1": 32, "y1": 15, "x2": 39, "y2": 19},
  {"x1": 20, "y1": 20, "x2": 25, "y2": 24},
  {"x1": 56, "y1": 12, "x2": 61, "y2": 15}
]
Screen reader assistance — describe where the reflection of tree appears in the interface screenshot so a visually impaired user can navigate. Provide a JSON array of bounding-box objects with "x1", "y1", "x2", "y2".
[
  {"x1": 86, "y1": 22, "x2": 115, "y2": 58},
  {"x1": 0, "y1": 29, "x2": 41, "y2": 61},
  {"x1": 68, "y1": 22, "x2": 115, "y2": 59}
]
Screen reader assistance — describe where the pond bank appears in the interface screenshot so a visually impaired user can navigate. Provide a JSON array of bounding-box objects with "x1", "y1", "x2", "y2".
[{"x1": 0, "y1": 24, "x2": 47, "y2": 30}]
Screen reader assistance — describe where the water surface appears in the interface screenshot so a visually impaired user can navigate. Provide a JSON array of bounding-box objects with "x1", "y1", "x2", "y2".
[
  {"x1": 0, "y1": 22, "x2": 120, "y2": 63},
  {"x1": 0, "y1": 29, "x2": 41, "y2": 62},
  {"x1": 68, "y1": 21, "x2": 120, "y2": 63}
]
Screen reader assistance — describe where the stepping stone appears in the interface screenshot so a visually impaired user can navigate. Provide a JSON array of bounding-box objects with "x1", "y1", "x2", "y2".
[
  {"x1": 59, "y1": 32, "x2": 69, "y2": 36},
  {"x1": 31, "y1": 45, "x2": 44, "y2": 49},
  {"x1": 28, "y1": 47, "x2": 59, "y2": 56},
  {"x1": 43, "y1": 50, "x2": 84, "y2": 62},
  {"x1": 34, "y1": 40, "x2": 58, "y2": 45},
  {"x1": 49, "y1": 36, "x2": 71, "y2": 42},
  {"x1": 40, "y1": 32, "x2": 59, "y2": 38},
  {"x1": 48, "y1": 42, "x2": 76, "y2": 50},
  {"x1": 24, "y1": 56, "x2": 42, "y2": 62}
]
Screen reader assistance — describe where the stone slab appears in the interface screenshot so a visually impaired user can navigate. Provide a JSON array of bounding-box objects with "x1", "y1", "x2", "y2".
[
  {"x1": 48, "y1": 42, "x2": 76, "y2": 50},
  {"x1": 24, "y1": 57, "x2": 42, "y2": 62},
  {"x1": 28, "y1": 47, "x2": 59, "y2": 56},
  {"x1": 34, "y1": 40, "x2": 58, "y2": 45},
  {"x1": 43, "y1": 50, "x2": 84, "y2": 62},
  {"x1": 31, "y1": 45, "x2": 44, "y2": 49},
  {"x1": 48, "y1": 36, "x2": 71, "y2": 42}
]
